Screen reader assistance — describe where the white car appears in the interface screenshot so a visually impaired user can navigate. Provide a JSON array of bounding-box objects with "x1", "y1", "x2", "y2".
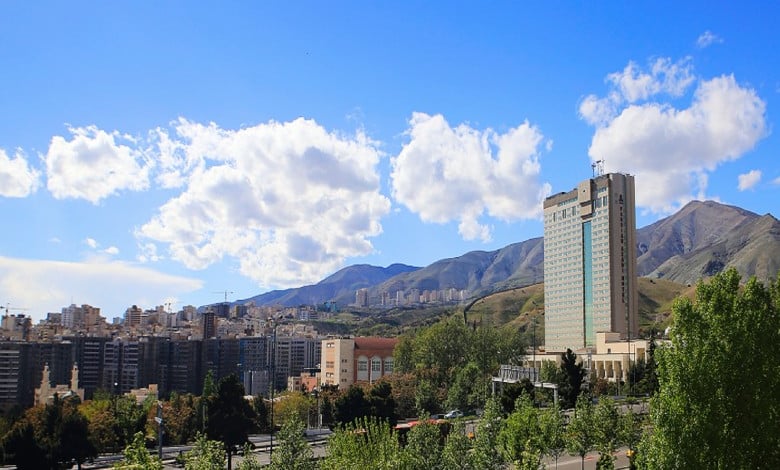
[{"x1": 444, "y1": 409, "x2": 463, "y2": 419}]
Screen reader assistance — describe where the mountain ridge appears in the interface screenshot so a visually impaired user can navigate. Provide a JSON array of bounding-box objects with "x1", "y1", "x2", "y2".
[{"x1": 239, "y1": 200, "x2": 780, "y2": 308}]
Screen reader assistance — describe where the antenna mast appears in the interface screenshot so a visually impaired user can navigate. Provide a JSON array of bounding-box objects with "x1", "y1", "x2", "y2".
[{"x1": 591, "y1": 160, "x2": 605, "y2": 178}]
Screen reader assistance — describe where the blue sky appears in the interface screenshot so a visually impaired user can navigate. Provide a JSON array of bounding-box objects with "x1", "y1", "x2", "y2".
[{"x1": 1, "y1": 2, "x2": 777, "y2": 321}]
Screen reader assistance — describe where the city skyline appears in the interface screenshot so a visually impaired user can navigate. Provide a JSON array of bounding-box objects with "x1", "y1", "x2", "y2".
[{"x1": 1, "y1": 2, "x2": 778, "y2": 321}]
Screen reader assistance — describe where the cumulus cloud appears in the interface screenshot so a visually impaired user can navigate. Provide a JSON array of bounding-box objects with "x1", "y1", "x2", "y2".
[
  {"x1": 0, "y1": 256, "x2": 202, "y2": 321},
  {"x1": 697, "y1": 31, "x2": 723, "y2": 49},
  {"x1": 85, "y1": 238, "x2": 98, "y2": 249},
  {"x1": 0, "y1": 149, "x2": 40, "y2": 197},
  {"x1": 737, "y1": 170, "x2": 762, "y2": 191},
  {"x1": 390, "y1": 113, "x2": 551, "y2": 242},
  {"x1": 44, "y1": 126, "x2": 152, "y2": 204},
  {"x1": 104, "y1": 246, "x2": 120, "y2": 255},
  {"x1": 580, "y1": 57, "x2": 694, "y2": 126},
  {"x1": 580, "y1": 58, "x2": 767, "y2": 213},
  {"x1": 137, "y1": 118, "x2": 390, "y2": 288}
]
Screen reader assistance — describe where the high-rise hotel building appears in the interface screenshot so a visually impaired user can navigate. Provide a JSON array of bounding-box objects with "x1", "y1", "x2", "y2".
[{"x1": 543, "y1": 173, "x2": 638, "y2": 352}]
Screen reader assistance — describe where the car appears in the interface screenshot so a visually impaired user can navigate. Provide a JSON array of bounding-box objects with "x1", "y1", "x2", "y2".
[{"x1": 444, "y1": 409, "x2": 463, "y2": 419}]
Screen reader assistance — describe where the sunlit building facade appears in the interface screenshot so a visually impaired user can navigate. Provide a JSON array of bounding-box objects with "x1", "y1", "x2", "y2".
[{"x1": 543, "y1": 172, "x2": 638, "y2": 352}]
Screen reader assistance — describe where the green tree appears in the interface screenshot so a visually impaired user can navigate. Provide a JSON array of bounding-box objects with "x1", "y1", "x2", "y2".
[
  {"x1": 498, "y1": 378, "x2": 533, "y2": 414},
  {"x1": 446, "y1": 361, "x2": 487, "y2": 413},
  {"x1": 183, "y1": 433, "x2": 226, "y2": 470},
  {"x1": 618, "y1": 408, "x2": 642, "y2": 470},
  {"x1": 498, "y1": 395, "x2": 541, "y2": 466},
  {"x1": 414, "y1": 379, "x2": 439, "y2": 417},
  {"x1": 539, "y1": 404, "x2": 566, "y2": 470},
  {"x1": 559, "y1": 349, "x2": 586, "y2": 409},
  {"x1": 367, "y1": 381, "x2": 396, "y2": 424},
  {"x1": 59, "y1": 399, "x2": 97, "y2": 470},
  {"x1": 206, "y1": 374, "x2": 256, "y2": 470},
  {"x1": 252, "y1": 394, "x2": 270, "y2": 433},
  {"x1": 413, "y1": 318, "x2": 470, "y2": 386},
  {"x1": 566, "y1": 395, "x2": 596, "y2": 470},
  {"x1": 333, "y1": 385, "x2": 370, "y2": 425},
  {"x1": 440, "y1": 420, "x2": 475, "y2": 470},
  {"x1": 114, "y1": 431, "x2": 163, "y2": 470},
  {"x1": 235, "y1": 443, "x2": 262, "y2": 470},
  {"x1": 637, "y1": 270, "x2": 780, "y2": 469},
  {"x1": 471, "y1": 397, "x2": 505, "y2": 470},
  {"x1": 321, "y1": 417, "x2": 403, "y2": 470},
  {"x1": 402, "y1": 418, "x2": 444, "y2": 469},
  {"x1": 270, "y1": 414, "x2": 315, "y2": 470},
  {"x1": 1, "y1": 419, "x2": 48, "y2": 470},
  {"x1": 593, "y1": 397, "x2": 620, "y2": 470},
  {"x1": 392, "y1": 333, "x2": 416, "y2": 374}
]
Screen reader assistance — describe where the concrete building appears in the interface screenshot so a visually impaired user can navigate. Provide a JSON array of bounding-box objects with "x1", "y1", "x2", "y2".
[
  {"x1": 543, "y1": 172, "x2": 638, "y2": 352},
  {"x1": 320, "y1": 337, "x2": 397, "y2": 388},
  {"x1": 35, "y1": 363, "x2": 84, "y2": 406}
]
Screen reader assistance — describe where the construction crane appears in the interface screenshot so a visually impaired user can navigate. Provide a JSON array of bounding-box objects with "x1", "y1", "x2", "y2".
[
  {"x1": 1, "y1": 303, "x2": 30, "y2": 316},
  {"x1": 213, "y1": 291, "x2": 234, "y2": 303}
]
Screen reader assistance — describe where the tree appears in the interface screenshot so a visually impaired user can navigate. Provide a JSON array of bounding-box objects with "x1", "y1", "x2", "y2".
[
  {"x1": 446, "y1": 361, "x2": 488, "y2": 413},
  {"x1": 539, "y1": 404, "x2": 566, "y2": 470},
  {"x1": 270, "y1": 414, "x2": 315, "y2": 470},
  {"x1": 559, "y1": 349, "x2": 586, "y2": 409},
  {"x1": 206, "y1": 374, "x2": 256, "y2": 470},
  {"x1": 637, "y1": 270, "x2": 780, "y2": 469},
  {"x1": 392, "y1": 333, "x2": 416, "y2": 374},
  {"x1": 441, "y1": 420, "x2": 475, "y2": 470},
  {"x1": 273, "y1": 391, "x2": 313, "y2": 428},
  {"x1": 498, "y1": 379, "x2": 533, "y2": 414},
  {"x1": 593, "y1": 397, "x2": 620, "y2": 470},
  {"x1": 1, "y1": 419, "x2": 48, "y2": 470},
  {"x1": 414, "y1": 379, "x2": 439, "y2": 417},
  {"x1": 113, "y1": 431, "x2": 163, "y2": 470},
  {"x1": 471, "y1": 397, "x2": 505, "y2": 470},
  {"x1": 498, "y1": 395, "x2": 541, "y2": 467},
  {"x1": 402, "y1": 418, "x2": 444, "y2": 469},
  {"x1": 618, "y1": 408, "x2": 642, "y2": 470},
  {"x1": 252, "y1": 394, "x2": 270, "y2": 433},
  {"x1": 59, "y1": 399, "x2": 97, "y2": 470},
  {"x1": 321, "y1": 417, "x2": 403, "y2": 469},
  {"x1": 333, "y1": 385, "x2": 370, "y2": 426},
  {"x1": 367, "y1": 381, "x2": 396, "y2": 424},
  {"x1": 183, "y1": 433, "x2": 226, "y2": 470},
  {"x1": 566, "y1": 395, "x2": 596, "y2": 470}
]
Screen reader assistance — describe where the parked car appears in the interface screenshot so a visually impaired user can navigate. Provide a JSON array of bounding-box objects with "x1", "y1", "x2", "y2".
[{"x1": 444, "y1": 409, "x2": 463, "y2": 419}]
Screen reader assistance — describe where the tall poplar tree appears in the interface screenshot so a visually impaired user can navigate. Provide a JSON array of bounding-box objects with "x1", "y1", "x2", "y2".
[{"x1": 638, "y1": 269, "x2": 780, "y2": 469}]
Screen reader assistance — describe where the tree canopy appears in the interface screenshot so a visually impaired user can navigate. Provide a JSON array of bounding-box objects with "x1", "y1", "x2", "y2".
[{"x1": 638, "y1": 269, "x2": 780, "y2": 469}]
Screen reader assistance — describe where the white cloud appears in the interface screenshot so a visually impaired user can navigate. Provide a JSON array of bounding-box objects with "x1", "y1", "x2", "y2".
[
  {"x1": 582, "y1": 59, "x2": 767, "y2": 213},
  {"x1": 104, "y1": 246, "x2": 120, "y2": 255},
  {"x1": 737, "y1": 170, "x2": 762, "y2": 191},
  {"x1": 137, "y1": 117, "x2": 391, "y2": 288},
  {"x1": 44, "y1": 126, "x2": 152, "y2": 204},
  {"x1": 773, "y1": 176, "x2": 780, "y2": 185},
  {"x1": 390, "y1": 113, "x2": 551, "y2": 242},
  {"x1": 0, "y1": 256, "x2": 202, "y2": 322},
  {"x1": 85, "y1": 238, "x2": 98, "y2": 249},
  {"x1": 0, "y1": 149, "x2": 40, "y2": 197},
  {"x1": 697, "y1": 31, "x2": 723, "y2": 49},
  {"x1": 580, "y1": 58, "x2": 694, "y2": 126}
]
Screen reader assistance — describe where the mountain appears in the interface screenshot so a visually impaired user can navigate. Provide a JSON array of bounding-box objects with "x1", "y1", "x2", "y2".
[
  {"x1": 242, "y1": 200, "x2": 780, "y2": 308},
  {"x1": 368, "y1": 237, "x2": 544, "y2": 302},
  {"x1": 239, "y1": 263, "x2": 420, "y2": 306},
  {"x1": 640, "y1": 206, "x2": 780, "y2": 285}
]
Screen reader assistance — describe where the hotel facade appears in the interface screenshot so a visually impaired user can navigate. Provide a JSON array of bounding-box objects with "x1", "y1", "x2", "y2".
[{"x1": 543, "y1": 172, "x2": 638, "y2": 352}]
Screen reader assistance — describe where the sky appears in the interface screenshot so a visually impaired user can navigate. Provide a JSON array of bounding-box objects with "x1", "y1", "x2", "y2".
[{"x1": 1, "y1": 2, "x2": 778, "y2": 322}]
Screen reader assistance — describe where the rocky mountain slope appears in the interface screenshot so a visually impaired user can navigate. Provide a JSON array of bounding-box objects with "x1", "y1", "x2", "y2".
[{"x1": 241, "y1": 200, "x2": 780, "y2": 308}]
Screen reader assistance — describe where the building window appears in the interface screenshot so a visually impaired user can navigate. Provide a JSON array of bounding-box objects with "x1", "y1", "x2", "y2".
[
  {"x1": 383, "y1": 357, "x2": 393, "y2": 374},
  {"x1": 371, "y1": 357, "x2": 381, "y2": 372},
  {"x1": 325, "y1": 361, "x2": 334, "y2": 368}
]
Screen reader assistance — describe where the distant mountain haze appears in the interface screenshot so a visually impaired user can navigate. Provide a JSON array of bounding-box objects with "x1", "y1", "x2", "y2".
[{"x1": 238, "y1": 200, "x2": 780, "y2": 307}]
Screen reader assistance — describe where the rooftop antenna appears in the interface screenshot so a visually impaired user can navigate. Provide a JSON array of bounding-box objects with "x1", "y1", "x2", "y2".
[{"x1": 591, "y1": 159, "x2": 605, "y2": 178}]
